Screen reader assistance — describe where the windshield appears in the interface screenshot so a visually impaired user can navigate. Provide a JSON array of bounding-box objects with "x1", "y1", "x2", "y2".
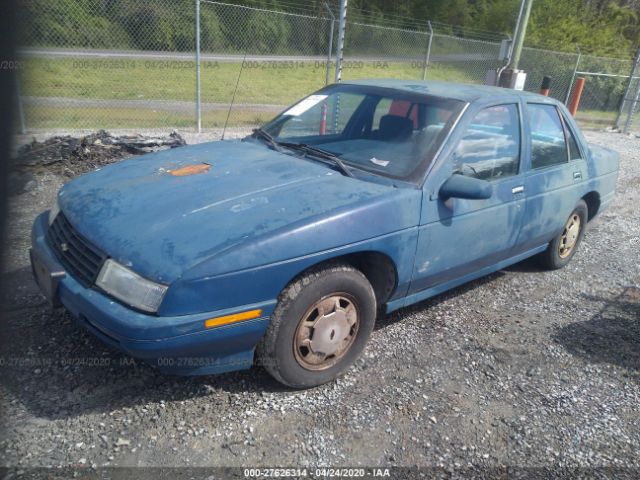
[{"x1": 260, "y1": 84, "x2": 465, "y2": 182}]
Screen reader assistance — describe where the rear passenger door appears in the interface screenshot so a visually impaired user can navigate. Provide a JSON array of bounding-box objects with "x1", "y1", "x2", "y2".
[{"x1": 518, "y1": 103, "x2": 587, "y2": 251}]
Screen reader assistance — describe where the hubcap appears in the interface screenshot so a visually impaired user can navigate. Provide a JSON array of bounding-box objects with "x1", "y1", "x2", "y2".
[
  {"x1": 558, "y1": 213, "x2": 581, "y2": 259},
  {"x1": 293, "y1": 294, "x2": 359, "y2": 371}
]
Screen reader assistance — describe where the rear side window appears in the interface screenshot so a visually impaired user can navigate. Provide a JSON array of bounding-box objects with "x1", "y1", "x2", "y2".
[
  {"x1": 452, "y1": 104, "x2": 520, "y2": 181},
  {"x1": 528, "y1": 104, "x2": 568, "y2": 168}
]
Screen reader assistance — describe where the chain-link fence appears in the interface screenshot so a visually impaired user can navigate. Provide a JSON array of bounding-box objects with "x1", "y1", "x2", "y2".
[
  {"x1": 519, "y1": 46, "x2": 580, "y2": 104},
  {"x1": 573, "y1": 54, "x2": 635, "y2": 130},
  {"x1": 16, "y1": 0, "x2": 204, "y2": 131},
  {"x1": 14, "y1": 0, "x2": 640, "y2": 137},
  {"x1": 339, "y1": 22, "x2": 504, "y2": 85},
  {"x1": 199, "y1": 1, "x2": 335, "y2": 138}
]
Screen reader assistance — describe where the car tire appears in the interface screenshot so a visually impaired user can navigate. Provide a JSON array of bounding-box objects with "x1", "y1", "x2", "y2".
[
  {"x1": 538, "y1": 199, "x2": 588, "y2": 270},
  {"x1": 256, "y1": 262, "x2": 377, "y2": 389}
]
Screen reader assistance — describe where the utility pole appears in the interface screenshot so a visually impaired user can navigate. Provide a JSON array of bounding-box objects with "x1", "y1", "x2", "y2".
[
  {"x1": 497, "y1": 0, "x2": 533, "y2": 90},
  {"x1": 506, "y1": 0, "x2": 525, "y2": 65},
  {"x1": 509, "y1": 0, "x2": 533, "y2": 70}
]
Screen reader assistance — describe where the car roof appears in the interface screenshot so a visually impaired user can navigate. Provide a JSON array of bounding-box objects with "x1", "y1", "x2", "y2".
[{"x1": 342, "y1": 79, "x2": 558, "y2": 104}]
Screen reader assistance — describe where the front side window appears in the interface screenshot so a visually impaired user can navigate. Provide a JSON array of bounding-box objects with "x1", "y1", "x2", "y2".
[
  {"x1": 261, "y1": 84, "x2": 464, "y2": 181},
  {"x1": 451, "y1": 104, "x2": 521, "y2": 181},
  {"x1": 528, "y1": 103, "x2": 568, "y2": 169}
]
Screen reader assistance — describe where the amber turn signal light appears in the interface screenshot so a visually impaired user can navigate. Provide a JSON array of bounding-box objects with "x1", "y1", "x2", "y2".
[{"x1": 204, "y1": 309, "x2": 262, "y2": 329}]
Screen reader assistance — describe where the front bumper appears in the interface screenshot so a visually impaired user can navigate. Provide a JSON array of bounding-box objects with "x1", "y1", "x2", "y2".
[{"x1": 31, "y1": 212, "x2": 275, "y2": 375}]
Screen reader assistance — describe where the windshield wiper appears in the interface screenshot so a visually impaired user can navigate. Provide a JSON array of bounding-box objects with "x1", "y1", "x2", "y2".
[
  {"x1": 279, "y1": 142, "x2": 354, "y2": 178},
  {"x1": 252, "y1": 128, "x2": 282, "y2": 152}
]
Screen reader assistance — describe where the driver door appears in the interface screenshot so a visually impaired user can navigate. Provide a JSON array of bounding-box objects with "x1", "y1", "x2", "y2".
[{"x1": 409, "y1": 102, "x2": 526, "y2": 295}]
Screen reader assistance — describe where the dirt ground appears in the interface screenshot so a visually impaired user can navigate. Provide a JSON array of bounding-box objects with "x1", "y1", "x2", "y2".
[{"x1": 0, "y1": 130, "x2": 638, "y2": 476}]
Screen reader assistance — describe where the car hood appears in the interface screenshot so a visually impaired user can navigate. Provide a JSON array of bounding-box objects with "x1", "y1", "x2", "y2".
[{"x1": 58, "y1": 140, "x2": 418, "y2": 283}]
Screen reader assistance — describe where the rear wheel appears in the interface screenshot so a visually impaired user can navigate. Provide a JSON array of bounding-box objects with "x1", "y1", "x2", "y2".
[
  {"x1": 256, "y1": 263, "x2": 376, "y2": 388},
  {"x1": 538, "y1": 200, "x2": 588, "y2": 270}
]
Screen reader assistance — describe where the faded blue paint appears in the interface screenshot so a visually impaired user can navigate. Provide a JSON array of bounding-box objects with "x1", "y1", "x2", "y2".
[
  {"x1": 344, "y1": 79, "x2": 544, "y2": 103},
  {"x1": 58, "y1": 141, "x2": 418, "y2": 285},
  {"x1": 31, "y1": 80, "x2": 619, "y2": 375}
]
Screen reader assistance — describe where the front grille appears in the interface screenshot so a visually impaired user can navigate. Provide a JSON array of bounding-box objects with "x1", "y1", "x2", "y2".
[{"x1": 47, "y1": 213, "x2": 107, "y2": 287}]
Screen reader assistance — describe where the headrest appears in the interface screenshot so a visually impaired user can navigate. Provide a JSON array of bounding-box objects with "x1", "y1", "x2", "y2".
[{"x1": 377, "y1": 115, "x2": 413, "y2": 141}]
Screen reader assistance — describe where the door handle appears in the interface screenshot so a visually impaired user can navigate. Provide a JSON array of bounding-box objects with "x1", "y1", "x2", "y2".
[
  {"x1": 512, "y1": 186, "x2": 524, "y2": 194},
  {"x1": 573, "y1": 171, "x2": 582, "y2": 180}
]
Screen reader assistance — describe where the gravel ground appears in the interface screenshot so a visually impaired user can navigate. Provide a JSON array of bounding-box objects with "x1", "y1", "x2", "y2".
[{"x1": 0, "y1": 130, "x2": 638, "y2": 475}]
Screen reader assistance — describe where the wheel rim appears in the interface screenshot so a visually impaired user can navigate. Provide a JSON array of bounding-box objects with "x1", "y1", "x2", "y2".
[
  {"x1": 558, "y1": 213, "x2": 581, "y2": 259},
  {"x1": 293, "y1": 294, "x2": 360, "y2": 371}
]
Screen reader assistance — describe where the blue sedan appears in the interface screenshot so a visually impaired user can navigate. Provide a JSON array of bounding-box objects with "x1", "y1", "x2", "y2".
[{"x1": 30, "y1": 80, "x2": 619, "y2": 388}]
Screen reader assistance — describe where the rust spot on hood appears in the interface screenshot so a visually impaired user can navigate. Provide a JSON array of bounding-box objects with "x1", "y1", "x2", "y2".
[{"x1": 169, "y1": 163, "x2": 211, "y2": 176}]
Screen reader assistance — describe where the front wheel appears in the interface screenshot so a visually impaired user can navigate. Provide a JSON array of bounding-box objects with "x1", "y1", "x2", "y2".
[
  {"x1": 256, "y1": 263, "x2": 376, "y2": 388},
  {"x1": 538, "y1": 199, "x2": 588, "y2": 270}
]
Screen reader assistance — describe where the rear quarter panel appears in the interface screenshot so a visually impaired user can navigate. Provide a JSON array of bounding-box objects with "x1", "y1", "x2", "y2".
[
  {"x1": 586, "y1": 143, "x2": 619, "y2": 212},
  {"x1": 559, "y1": 104, "x2": 619, "y2": 211},
  {"x1": 519, "y1": 102, "x2": 619, "y2": 252}
]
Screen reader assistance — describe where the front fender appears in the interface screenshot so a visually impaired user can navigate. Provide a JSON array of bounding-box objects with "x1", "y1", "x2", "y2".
[
  {"x1": 158, "y1": 228, "x2": 419, "y2": 316},
  {"x1": 158, "y1": 189, "x2": 422, "y2": 316}
]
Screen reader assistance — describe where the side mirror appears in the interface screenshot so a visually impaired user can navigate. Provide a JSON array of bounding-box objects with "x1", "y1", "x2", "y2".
[{"x1": 439, "y1": 174, "x2": 492, "y2": 200}]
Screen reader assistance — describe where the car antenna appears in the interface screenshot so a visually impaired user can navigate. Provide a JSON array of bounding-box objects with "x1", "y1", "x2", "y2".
[{"x1": 221, "y1": 49, "x2": 248, "y2": 141}]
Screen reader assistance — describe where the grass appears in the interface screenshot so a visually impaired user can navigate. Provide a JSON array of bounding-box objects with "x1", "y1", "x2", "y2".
[
  {"x1": 24, "y1": 105, "x2": 274, "y2": 130},
  {"x1": 22, "y1": 57, "x2": 475, "y2": 104},
  {"x1": 575, "y1": 109, "x2": 617, "y2": 129},
  {"x1": 20, "y1": 57, "x2": 475, "y2": 129},
  {"x1": 19, "y1": 56, "x2": 620, "y2": 130}
]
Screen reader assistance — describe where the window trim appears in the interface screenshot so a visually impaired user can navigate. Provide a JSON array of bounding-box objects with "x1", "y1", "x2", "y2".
[
  {"x1": 558, "y1": 109, "x2": 585, "y2": 161},
  {"x1": 526, "y1": 102, "x2": 569, "y2": 170}
]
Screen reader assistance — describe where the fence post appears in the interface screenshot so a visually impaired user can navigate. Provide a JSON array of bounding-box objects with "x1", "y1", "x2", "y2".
[
  {"x1": 16, "y1": 74, "x2": 26, "y2": 134},
  {"x1": 324, "y1": 3, "x2": 335, "y2": 86},
  {"x1": 623, "y1": 77, "x2": 640, "y2": 135},
  {"x1": 195, "y1": 0, "x2": 202, "y2": 133},
  {"x1": 334, "y1": 0, "x2": 347, "y2": 83},
  {"x1": 421, "y1": 21, "x2": 433, "y2": 81},
  {"x1": 564, "y1": 45, "x2": 581, "y2": 105},
  {"x1": 615, "y1": 47, "x2": 640, "y2": 130}
]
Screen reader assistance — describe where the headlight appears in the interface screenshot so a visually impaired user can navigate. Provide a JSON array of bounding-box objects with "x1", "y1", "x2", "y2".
[
  {"x1": 48, "y1": 198, "x2": 60, "y2": 225},
  {"x1": 96, "y1": 259, "x2": 168, "y2": 313}
]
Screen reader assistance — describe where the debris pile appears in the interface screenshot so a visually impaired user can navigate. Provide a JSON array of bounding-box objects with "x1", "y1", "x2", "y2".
[{"x1": 15, "y1": 130, "x2": 186, "y2": 178}]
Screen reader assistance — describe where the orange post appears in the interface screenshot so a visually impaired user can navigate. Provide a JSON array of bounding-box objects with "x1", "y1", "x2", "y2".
[
  {"x1": 319, "y1": 103, "x2": 327, "y2": 135},
  {"x1": 568, "y1": 77, "x2": 585, "y2": 117},
  {"x1": 540, "y1": 76, "x2": 551, "y2": 96}
]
